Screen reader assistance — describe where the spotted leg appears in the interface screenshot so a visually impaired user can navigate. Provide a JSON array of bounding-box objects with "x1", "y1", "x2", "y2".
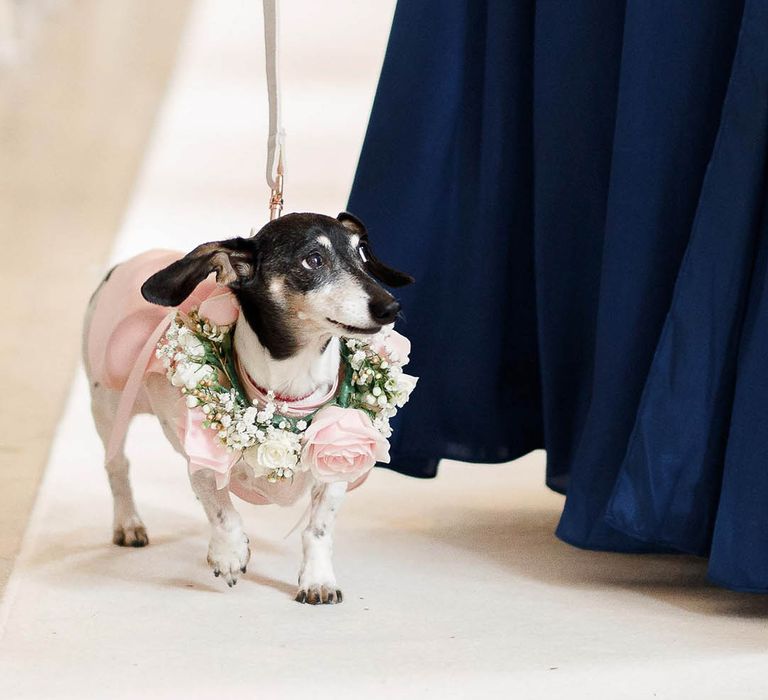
[
  {"x1": 189, "y1": 470, "x2": 250, "y2": 587},
  {"x1": 296, "y1": 481, "x2": 346, "y2": 605}
]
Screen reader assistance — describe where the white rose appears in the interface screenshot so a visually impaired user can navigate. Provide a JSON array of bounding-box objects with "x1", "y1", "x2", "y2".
[
  {"x1": 243, "y1": 430, "x2": 301, "y2": 476},
  {"x1": 178, "y1": 331, "x2": 205, "y2": 358},
  {"x1": 171, "y1": 362, "x2": 214, "y2": 390},
  {"x1": 393, "y1": 373, "x2": 418, "y2": 407}
]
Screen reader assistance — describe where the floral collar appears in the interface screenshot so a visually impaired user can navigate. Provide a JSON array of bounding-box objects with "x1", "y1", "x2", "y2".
[{"x1": 156, "y1": 308, "x2": 417, "y2": 485}]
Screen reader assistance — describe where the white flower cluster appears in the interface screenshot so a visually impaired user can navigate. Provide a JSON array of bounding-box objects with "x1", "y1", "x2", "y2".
[
  {"x1": 157, "y1": 315, "x2": 308, "y2": 483},
  {"x1": 344, "y1": 338, "x2": 417, "y2": 438},
  {"x1": 212, "y1": 392, "x2": 306, "y2": 482},
  {"x1": 157, "y1": 321, "x2": 217, "y2": 390}
]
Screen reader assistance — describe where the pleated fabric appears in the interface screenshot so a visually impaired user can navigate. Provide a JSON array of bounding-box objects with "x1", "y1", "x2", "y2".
[{"x1": 348, "y1": 0, "x2": 768, "y2": 591}]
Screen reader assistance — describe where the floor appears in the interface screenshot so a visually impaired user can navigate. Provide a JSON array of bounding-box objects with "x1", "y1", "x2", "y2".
[
  {"x1": 2, "y1": 1, "x2": 768, "y2": 698},
  {"x1": 4, "y1": 389, "x2": 768, "y2": 699}
]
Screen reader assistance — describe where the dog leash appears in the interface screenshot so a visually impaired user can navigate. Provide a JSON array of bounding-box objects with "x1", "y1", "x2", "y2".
[
  {"x1": 263, "y1": 1, "x2": 335, "y2": 538},
  {"x1": 263, "y1": 0, "x2": 285, "y2": 220}
]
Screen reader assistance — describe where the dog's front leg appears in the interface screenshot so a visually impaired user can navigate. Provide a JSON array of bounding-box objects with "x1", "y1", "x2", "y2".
[
  {"x1": 189, "y1": 470, "x2": 250, "y2": 587},
  {"x1": 296, "y1": 481, "x2": 346, "y2": 604}
]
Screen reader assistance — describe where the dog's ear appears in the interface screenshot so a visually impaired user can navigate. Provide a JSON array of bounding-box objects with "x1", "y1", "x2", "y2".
[
  {"x1": 337, "y1": 212, "x2": 414, "y2": 288},
  {"x1": 141, "y1": 238, "x2": 256, "y2": 307}
]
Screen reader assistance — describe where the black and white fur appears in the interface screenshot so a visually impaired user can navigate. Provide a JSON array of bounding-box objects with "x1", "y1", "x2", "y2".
[{"x1": 84, "y1": 212, "x2": 412, "y2": 604}]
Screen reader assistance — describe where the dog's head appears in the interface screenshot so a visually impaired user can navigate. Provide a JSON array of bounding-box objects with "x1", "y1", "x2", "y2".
[{"x1": 141, "y1": 212, "x2": 413, "y2": 359}]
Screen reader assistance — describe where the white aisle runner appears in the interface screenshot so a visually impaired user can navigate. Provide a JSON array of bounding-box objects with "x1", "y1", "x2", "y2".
[{"x1": 2, "y1": 1, "x2": 768, "y2": 698}]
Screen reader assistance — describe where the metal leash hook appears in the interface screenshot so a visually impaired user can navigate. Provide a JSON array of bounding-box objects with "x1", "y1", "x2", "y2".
[
  {"x1": 263, "y1": 0, "x2": 285, "y2": 221},
  {"x1": 269, "y1": 159, "x2": 284, "y2": 220}
]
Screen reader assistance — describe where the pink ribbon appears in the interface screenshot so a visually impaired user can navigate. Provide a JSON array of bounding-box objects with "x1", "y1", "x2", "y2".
[
  {"x1": 179, "y1": 405, "x2": 238, "y2": 489},
  {"x1": 105, "y1": 310, "x2": 176, "y2": 463}
]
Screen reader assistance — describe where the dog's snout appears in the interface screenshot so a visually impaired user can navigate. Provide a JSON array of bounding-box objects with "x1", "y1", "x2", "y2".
[{"x1": 369, "y1": 298, "x2": 400, "y2": 324}]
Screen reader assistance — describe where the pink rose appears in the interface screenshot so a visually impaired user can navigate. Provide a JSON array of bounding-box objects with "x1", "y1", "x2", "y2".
[
  {"x1": 178, "y1": 405, "x2": 237, "y2": 490},
  {"x1": 301, "y1": 406, "x2": 390, "y2": 482},
  {"x1": 198, "y1": 289, "x2": 240, "y2": 326},
  {"x1": 371, "y1": 328, "x2": 411, "y2": 366}
]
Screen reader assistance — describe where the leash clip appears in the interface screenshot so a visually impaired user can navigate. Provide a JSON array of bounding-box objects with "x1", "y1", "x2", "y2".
[{"x1": 268, "y1": 170, "x2": 284, "y2": 220}]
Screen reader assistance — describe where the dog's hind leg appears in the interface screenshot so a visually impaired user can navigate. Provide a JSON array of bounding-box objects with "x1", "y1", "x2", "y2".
[
  {"x1": 295, "y1": 481, "x2": 346, "y2": 605},
  {"x1": 91, "y1": 384, "x2": 149, "y2": 547},
  {"x1": 189, "y1": 470, "x2": 250, "y2": 587}
]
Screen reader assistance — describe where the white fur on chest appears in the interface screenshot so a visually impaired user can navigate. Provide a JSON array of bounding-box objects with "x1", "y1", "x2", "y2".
[{"x1": 233, "y1": 319, "x2": 340, "y2": 398}]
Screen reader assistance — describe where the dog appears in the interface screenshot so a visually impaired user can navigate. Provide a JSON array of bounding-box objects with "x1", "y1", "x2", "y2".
[{"x1": 83, "y1": 212, "x2": 412, "y2": 604}]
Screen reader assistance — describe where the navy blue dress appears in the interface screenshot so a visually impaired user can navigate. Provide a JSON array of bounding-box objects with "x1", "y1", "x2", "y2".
[{"x1": 348, "y1": 0, "x2": 768, "y2": 591}]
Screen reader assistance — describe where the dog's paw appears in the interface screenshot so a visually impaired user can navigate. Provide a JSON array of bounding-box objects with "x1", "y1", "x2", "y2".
[
  {"x1": 207, "y1": 531, "x2": 250, "y2": 588},
  {"x1": 112, "y1": 520, "x2": 149, "y2": 547},
  {"x1": 295, "y1": 584, "x2": 343, "y2": 605}
]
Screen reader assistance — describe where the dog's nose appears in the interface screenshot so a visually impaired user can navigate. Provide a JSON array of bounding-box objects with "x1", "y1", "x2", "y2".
[{"x1": 369, "y1": 299, "x2": 401, "y2": 324}]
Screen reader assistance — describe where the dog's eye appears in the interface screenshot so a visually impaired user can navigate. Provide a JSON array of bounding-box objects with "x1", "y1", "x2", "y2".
[
  {"x1": 301, "y1": 252, "x2": 324, "y2": 270},
  {"x1": 358, "y1": 244, "x2": 369, "y2": 264}
]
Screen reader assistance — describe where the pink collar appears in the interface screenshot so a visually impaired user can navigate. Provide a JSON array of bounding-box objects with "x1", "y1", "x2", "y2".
[{"x1": 234, "y1": 354, "x2": 340, "y2": 417}]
